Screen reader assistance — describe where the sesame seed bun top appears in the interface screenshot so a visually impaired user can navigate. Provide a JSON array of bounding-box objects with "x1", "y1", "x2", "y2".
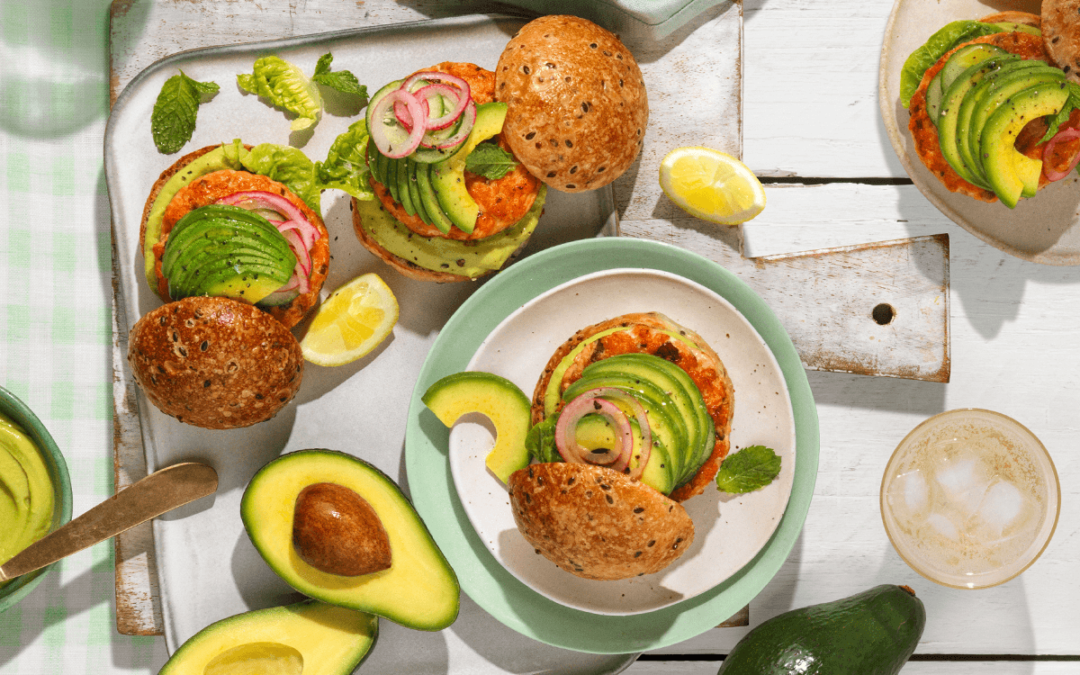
[
  {"x1": 1042, "y1": 0, "x2": 1080, "y2": 82},
  {"x1": 495, "y1": 15, "x2": 648, "y2": 193}
]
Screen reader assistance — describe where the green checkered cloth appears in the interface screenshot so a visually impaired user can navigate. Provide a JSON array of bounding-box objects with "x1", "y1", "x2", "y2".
[{"x1": 0, "y1": 0, "x2": 166, "y2": 672}]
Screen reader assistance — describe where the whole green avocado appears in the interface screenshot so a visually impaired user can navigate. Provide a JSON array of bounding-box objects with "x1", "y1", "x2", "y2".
[{"x1": 718, "y1": 585, "x2": 925, "y2": 675}]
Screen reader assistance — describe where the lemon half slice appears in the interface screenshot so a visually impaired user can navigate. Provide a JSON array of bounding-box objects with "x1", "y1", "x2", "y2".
[
  {"x1": 300, "y1": 273, "x2": 399, "y2": 366},
  {"x1": 659, "y1": 147, "x2": 766, "y2": 225}
]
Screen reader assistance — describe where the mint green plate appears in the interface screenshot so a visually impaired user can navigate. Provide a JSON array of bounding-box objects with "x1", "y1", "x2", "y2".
[{"x1": 406, "y1": 237, "x2": 819, "y2": 654}]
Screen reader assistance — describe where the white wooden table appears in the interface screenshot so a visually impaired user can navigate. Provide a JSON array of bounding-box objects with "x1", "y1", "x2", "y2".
[{"x1": 99, "y1": 0, "x2": 1080, "y2": 673}]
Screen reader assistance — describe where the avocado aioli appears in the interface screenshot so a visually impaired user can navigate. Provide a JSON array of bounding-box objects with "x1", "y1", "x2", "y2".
[
  {"x1": 0, "y1": 412, "x2": 55, "y2": 580},
  {"x1": 142, "y1": 145, "x2": 243, "y2": 287},
  {"x1": 356, "y1": 184, "x2": 547, "y2": 279}
]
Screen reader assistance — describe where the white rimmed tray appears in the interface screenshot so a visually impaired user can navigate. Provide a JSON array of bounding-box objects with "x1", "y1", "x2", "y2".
[
  {"x1": 879, "y1": 0, "x2": 1080, "y2": 265},
  {"x1": 106, "y1": 12, "x2": 637, "y2": 674},
  {"x1": 450, "y1": 268, "x2": 796, "y2": 615}
]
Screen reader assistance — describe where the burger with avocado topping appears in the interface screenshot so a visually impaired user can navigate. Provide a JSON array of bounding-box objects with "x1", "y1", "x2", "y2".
[
  {"x1": 353, "y1": 16, "x2": 648, "y2": 281},
  {"x1": 509, "y1": 312, "x2": 734, "y2": 580},
  {"x1": 138, "y1": 140, "x2": 329, "y2": 328},
  {"x1": 902, "y1": 10, "x2": 1080, "y2": 208}
]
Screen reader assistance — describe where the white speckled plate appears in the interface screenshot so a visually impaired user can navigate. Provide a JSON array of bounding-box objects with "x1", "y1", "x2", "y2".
[
  {"x1": 880, "y1": 0, "x2": 1080, "y2": 265},
  {"x1": 449, "y1": 268, "x2": 796, "y2": 616}
]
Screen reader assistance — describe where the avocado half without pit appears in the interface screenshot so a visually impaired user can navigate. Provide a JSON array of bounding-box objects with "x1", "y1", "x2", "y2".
[{"x1": 241, "y1": 450, "x2": 460, "y2": 631}]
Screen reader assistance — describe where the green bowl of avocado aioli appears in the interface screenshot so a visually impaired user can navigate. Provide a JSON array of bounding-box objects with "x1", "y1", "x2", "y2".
[{"x1": 0, "y1": 386, "x2": 72, "y2": 612}]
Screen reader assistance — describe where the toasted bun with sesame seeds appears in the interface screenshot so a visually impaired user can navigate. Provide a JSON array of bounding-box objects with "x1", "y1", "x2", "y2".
[
  {"x1": 127, "y1": 296, "x2": 303, "y2": 430},
  {"x1": 508, "y1": 462, "x2": 694, "y2": 580},
  {"x1": 495, "y1": 15, "x2": 649, "y2": 193},
  {"x1": 1042, "y1": 0, "x2": 1080, "y2": 83}
]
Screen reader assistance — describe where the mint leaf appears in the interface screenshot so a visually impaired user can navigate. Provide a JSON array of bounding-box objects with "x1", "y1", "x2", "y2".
[
  {"x1": 312, "y1": 52, "x2": 369, "y2": 101},
  {"x1": 465, "y1": 142, "x2": 518, "y2": 180},
  {"x1": 715, "y1": 445, "x2": 781, "y2": 494},
  {"x1": 151, "y1": 71, "x2": 219, "y2": 154}
]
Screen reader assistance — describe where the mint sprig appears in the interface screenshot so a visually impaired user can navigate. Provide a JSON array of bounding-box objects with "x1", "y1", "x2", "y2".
[
  {"x1": 715, "y1": 445, "x2": 781, "y2": 494},
  {"x1": 151, "y1": 71, "x2": 219, "y2": 154},
  {"x1": 465, "y1": 142, "x2": 519, "y2": 180},
  {"x1": 312, "y1": 52, "x2": 369, "y2": 103}
]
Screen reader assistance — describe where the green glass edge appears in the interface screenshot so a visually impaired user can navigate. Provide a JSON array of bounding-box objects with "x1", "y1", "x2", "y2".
[
  {"x1": 0, "y1": 386, "x2": 74, "y2": 612},
  {"x1": 404, "y1": 237, "x2": 820, "y2": 654}
]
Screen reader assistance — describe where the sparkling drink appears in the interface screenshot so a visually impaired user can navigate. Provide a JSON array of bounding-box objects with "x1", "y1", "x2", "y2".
[{"x1": 881, "y1": 409, "x2": 1059, "y2": 589}]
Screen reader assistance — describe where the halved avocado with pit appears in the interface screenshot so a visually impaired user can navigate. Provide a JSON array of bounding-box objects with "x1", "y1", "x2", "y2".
[
  {"x1": 159, "y1": 600, "x2": 377, "y2": 675},
  {"x1": 241, "y1": 450, "x2": 459, "y2": 632}
]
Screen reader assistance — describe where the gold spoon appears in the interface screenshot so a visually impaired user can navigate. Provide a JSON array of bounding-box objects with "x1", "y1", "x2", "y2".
[{"x1": 0, "y1": 462, "x2": 218, "y2": 583}]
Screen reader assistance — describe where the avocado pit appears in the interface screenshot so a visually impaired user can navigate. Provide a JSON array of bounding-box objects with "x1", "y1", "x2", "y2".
[{"x1": 291, "y1": 482, "x2": 391, "y2": 576}]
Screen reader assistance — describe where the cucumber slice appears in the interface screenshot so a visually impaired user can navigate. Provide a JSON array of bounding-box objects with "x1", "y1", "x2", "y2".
[
  {"x1": 406, "y1": 158, "x2": 431, "y2": 225},
  {"x1": 415, "y1": 162, "x2": 454, "y2": 234},
  {"x1": 395, "y1": 157, "x2": 416, "y2": 216}
]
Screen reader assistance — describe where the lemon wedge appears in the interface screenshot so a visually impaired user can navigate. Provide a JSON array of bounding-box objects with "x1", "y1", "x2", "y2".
[
  {"x1": 659, "y1": 147, "x2": 766, "y2": 225},
  {"x1": 300, "y1": 273, "x2": 399, "y2": 366}
]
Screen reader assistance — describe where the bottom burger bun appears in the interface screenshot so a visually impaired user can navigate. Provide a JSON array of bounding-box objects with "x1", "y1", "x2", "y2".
[
  {"x1": 127, "y1": 296, "x2": 304, "y2": 430},
  {"x1": 508, "y1": 463, "x2": 695, "y2": 581}
]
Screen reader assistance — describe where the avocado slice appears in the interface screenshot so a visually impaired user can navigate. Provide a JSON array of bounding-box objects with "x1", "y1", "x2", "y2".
[
  {"x1": 430, "y1": 102, "x2": 509, "y2": 234},
  {"x1": 562, "y1": 373, "x2": 688, "y2": 491},
  {"x1": 718, "y1": 585, "x2": 925, "y2": 675},
  {"x1": 938, "y1": 55, "x2": 1019, "y2": 188},
  {"x1": 959, "y1": 61, "x2": 1061, "y2": 182},
  {"x1": 159, "y1": 600, "x2": 377, "y2": 675},
  {"x1": 241, "y1": 450, "x2": 460, "y2": 631},
  {"x1": 394, "y1": 157, "x2": 416, "y2": 217},
  {"x1": 580, "y1": 353, "x2": 715, "y2": 488},
  {"x1": 993, "y1": 22, "x2": 1041, "y2": 37},
  {"x1": 982, "y1": 83, "x2": 1071, "y2": 208},
  {"x1": 422, "y1": 371, "x2": 531, "y2": 484},
  {"x1": 161, "y1": 205, "x2": 295, "y2": 304},
  {"x1": 939, "y1": 43, "x2": 1008, "y2": 93}
]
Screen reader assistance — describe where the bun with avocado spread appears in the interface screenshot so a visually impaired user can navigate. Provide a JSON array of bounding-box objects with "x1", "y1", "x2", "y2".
[
  {"x1": 901, "y1": 11, "x2": 1080, "y2": 208},
  {"x1": 509, "y1": 312, "x2": 734, "y2": 580},
  {"x1": 139, "y1": 141, "x2": 329, "y2": 328},
  {"x1": 352, "y1": 62, "x2": 546, "y2": 282}
]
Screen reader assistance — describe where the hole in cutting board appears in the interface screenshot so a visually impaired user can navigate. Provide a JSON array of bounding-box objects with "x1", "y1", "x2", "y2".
[{"x1": 872, "y1": 303, "x2": 896, "y2": 326}]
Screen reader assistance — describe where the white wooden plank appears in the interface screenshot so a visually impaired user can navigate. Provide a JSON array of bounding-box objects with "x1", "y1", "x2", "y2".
[{"x1": 743, "y1": 0, "x2": 903, "y2": 179}]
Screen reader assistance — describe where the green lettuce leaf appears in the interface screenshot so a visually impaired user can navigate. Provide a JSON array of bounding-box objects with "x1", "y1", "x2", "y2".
[
  {"x1": 715, "y1": 445, "x2": 782, "y2": 494},
  {"x1": 315, "y1": 119, "x2": 375, "y2": 201},
  {"x1": 900, "y1": 21, "x2": 1003, "y2": 108},
  {"x1": 151, "y1": 71, "x2": 219, "y2": 154},
  {"x1": 235, "y1": 142, "x2": 321, "y2": 213},
  {"x1": 312, "y1": 52, "x2": 369, "y2": 101},
  {"x1": 465, "y1": 142, "x2": 519, "y2": 180},
  {"x1": 237, "y1": 55, "x2": 323, "y2": 131}
]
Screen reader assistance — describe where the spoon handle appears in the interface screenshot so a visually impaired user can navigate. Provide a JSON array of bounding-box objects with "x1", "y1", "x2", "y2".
[{"x1": 0, "y1": 462, "x2": 218, "y2": 582}]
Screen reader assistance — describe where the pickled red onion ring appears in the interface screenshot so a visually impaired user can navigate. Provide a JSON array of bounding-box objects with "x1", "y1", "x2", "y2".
[
  {"x1": 370, "y1": 89, "x2": 426, "y2": 158},
  {"x1": 553, "y1": 387, "x2": 653, "y2": 480},
  {"x1": 554, "y1": 394, "x2": 630, "y2": 466},
  {"x1": 414, "y1": 83, "x2": 469, "y2": 131},
  {"x1": 1043, "y1": 127, "x2": 1080, "y2": 182}
]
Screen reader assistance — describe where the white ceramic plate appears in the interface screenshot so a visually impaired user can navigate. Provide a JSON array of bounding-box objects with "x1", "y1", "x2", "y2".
[
  {"x1": 880, "y1": 0, "x2": 1080, "y2": 265},
  {"x1": 447, "y1": 268, "x2": 797, "y2": 615}
]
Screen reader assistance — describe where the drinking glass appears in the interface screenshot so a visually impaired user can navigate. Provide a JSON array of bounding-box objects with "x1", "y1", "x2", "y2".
[{"x1": 880, "y1": 409, "x2": 1059, "y2": 589}]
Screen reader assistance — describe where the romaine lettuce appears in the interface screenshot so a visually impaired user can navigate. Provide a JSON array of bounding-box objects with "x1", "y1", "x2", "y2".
[
  {"x1": 315, "y1": 119, "x2": 375, "y2": 201},
  {"x1": 900, "y1": 21, "x2": 1002, "y2": 108},
  {"x1": 238, "y1": 56, "x2": 323, "y2": 131}
]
